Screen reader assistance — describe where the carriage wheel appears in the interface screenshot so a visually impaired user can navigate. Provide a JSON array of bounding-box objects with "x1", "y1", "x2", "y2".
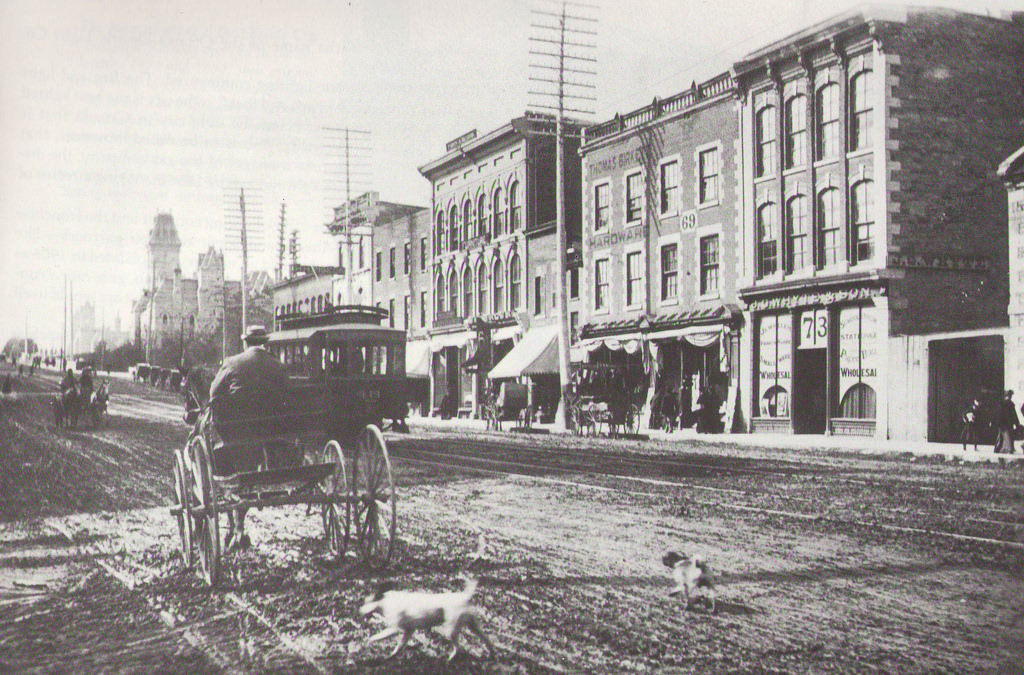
[
  {"x1": 320, "y1": 440, "x2": 350, "y2": 560},
  {"x1": 627, "y1": 402, "x2": 643, "y2": 436},
  {"x1": 173, "y1": 448, "x2": 194, "y2": 568},
  {"x1": 189, "y1": 435, "x2": 220, "y2": 586},
  {"x1": 351, "y1": 425, "x2": 396, "y2": 569}
]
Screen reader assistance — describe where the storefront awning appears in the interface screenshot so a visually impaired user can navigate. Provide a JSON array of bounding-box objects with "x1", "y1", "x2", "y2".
[
  {"x1": 577, "y1": 333, "x2": 643, "y2": 353},
  {"x1": 491, "y1": 324, "x2": 521, "y2": 343},
  {"x1": 488, "y1": 325, "x2": 559, "y2": 380},
  {"x1": 429, "y1": 331, "x2": 472, "y2": 351},
  {"x1": 647, "y1": 324, "x2": 724, "y2": 347},
  {"x1": 405, "y1": 340, "x2": 430, "y2": 378}
]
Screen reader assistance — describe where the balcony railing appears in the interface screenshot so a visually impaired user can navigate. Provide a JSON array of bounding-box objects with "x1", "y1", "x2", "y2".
[{"x1": 586, "y1": 72, "x2": 735, "y2": 143}]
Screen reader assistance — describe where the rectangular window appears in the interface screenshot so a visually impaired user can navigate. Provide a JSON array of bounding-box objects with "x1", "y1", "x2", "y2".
[
  {"x1": 594, "y1": 258, "x2": 608, "y2": 310},
  {"x1": 626, "y1": 172, "x2": 643, "y2": 222},
  {"x1": 659, "y1": 160, "x2": 679, "y2": 214},
  {"x1": 389, "y1": 246, "x2": 396, "y2": 279},
  {"x1": 626, "y1": 251, "x2": 642, "y2": 307},
  {"x1": 784, "y1": 95, "x2": 807, "y2": 169},
  {"x1": 816, "y1": 84, "x2": 840, "y2": 160},
  {"x1": 758, "y1": 204, "x2": 778, "y2": 278},
  {"x1": 755, "y1": 104, "x2": 777, "y2": 177},
  {"x1": 849, "y1": 71, "x2": 873, "y2": 152},
  {"x1": 569, "y1": 267, "x2": 579, "y2": 299},
  {"x1": 698, "y1": 149, "x2": 719, "y2": 204},
  {"x1": 419, "y1": 290, "x2": 427, "y2": 327},
  {"x1": 699, "y1": 235, "x2": 719, "y2": 296},
  {"x1": 388, "y1": 298, "x2": 395, "y2": 327},
  {"x1": 419, "y1": 237, "x2": 427, "y2": 271},
  {"x1": 375, "y1": 251, "x2": 382, "y2": 282},
  {"x1": 358, "y1": 238, "x2": 365, "y2": 269},
  {"x1": 403, "y1": 295, "x2": 410, "y2": 330},
  {"x1": 758, "y1": 313, "x2": 792, "y2": 418},
  {"x1": 570, "y1": 311, "x2": 579, "y2": 341},
  {"x1": 594, "y1": 183, "x2": 610, "y2": 231},
  {"x1": 534, "y1": 276, "x2": 543, "y2": 316},
  {"x1": 660, "y1": 243, "x2": 678, "y2": 301},
  {"x1": 786, "y1": 196, "x2": 810, "y2": 272},
  {"x1": 403, "y1": 242, "x2": 410, "y2": 275}
]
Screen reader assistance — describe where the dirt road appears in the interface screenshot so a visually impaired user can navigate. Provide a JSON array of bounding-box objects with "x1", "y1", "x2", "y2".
[{"x1": 1, "y1": 364, "x2": 1022, "y2": 673}]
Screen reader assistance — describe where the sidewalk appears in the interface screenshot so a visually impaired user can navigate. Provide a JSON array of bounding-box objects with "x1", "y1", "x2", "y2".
[{"x1": 408, "y1": 414, "x2": 1024, "y2": 465}]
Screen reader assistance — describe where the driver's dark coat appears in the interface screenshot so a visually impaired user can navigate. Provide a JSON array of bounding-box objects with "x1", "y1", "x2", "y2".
[{"x1": 209, "y1": 346, "x2": 290, "y2": 442}]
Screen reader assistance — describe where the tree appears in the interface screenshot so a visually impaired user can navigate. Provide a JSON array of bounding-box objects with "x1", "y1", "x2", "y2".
[{"x1": 2, "y1": 337, "x2": 38, "y2": 361}]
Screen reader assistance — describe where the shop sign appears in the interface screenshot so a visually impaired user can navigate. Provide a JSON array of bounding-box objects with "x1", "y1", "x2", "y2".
[
  {"x1": 798, "y1": 309, "x2": 828, "y2": 349},
  {"x1": 587, "y1": 148, "x2": 643, "y2": 178},
  {"x1": 757, "y1": 313, "x2": 791, "y2": 417},
  {"x1": 587, "y1": 224, "x2": 645, "y2": 250},
  {"x1": 838, "y1": 306, "x2": 879, "y2": 403}
]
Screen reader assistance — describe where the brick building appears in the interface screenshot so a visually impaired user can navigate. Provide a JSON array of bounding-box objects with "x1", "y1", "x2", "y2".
[
  {"x1": 578, "y1": 73, "x2": 743, "y2": 431},
  {"x1": 370, "y1": 206, "x2": 432, "y2": 414},
  {"x1": 732, "y1": 7, "x2": 1023, "y2": 439},
  {"x1": 418, "y1": 114, "x2": 582, "y2": 417}
]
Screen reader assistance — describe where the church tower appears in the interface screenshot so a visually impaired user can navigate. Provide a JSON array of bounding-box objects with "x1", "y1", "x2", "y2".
[{"x1": 147, "y1": 213, "x2": 182, "y2": 291}]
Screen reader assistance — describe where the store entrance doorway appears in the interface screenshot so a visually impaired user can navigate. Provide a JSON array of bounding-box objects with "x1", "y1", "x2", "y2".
[{"x1": 793, "y1": 348, "x2": 827, "y2": 433}]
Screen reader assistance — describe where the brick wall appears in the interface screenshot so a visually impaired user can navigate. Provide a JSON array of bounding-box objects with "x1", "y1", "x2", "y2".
[{"x1": 885, "y1": 11, "x2": 1024, "y2": 334}]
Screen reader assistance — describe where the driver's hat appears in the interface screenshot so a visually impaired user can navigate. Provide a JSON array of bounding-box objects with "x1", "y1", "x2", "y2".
[{"x1": 242, "y1": 325, "x2": 269, "y2": 345}]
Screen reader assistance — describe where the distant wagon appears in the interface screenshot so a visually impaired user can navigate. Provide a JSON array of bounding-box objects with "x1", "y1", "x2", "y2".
[{"x1": 171, "y1": 306, "x2": 408, "y2": 586}]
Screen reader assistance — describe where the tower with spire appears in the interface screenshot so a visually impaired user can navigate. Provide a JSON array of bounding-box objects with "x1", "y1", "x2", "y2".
[{"x1": 147, "y1": 213, "x2": 182, "y2": 291}]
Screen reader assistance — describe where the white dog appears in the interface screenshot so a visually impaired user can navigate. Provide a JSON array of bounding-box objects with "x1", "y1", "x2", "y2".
[
  {"x1": 359, "y1": 577, "x2": 495, "y2": 661},
  {"x1": 663, "y1": 551, "x2": 716, "y2": 613}
]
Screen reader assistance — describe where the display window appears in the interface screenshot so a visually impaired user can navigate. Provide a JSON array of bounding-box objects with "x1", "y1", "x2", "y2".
[{"x1": 758, "y1": 312, "x2": 792, "y2": 417}]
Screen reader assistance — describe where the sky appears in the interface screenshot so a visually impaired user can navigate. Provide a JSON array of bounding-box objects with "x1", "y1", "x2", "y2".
[{"x1": 1, "y1": 0, "x2": 1019, "y2": 350}]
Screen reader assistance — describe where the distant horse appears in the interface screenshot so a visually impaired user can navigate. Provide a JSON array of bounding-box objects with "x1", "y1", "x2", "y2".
[
  {"x1": 86, "y1": 380, "x2": 109, "y2": 428},
  {"x1": 53, "y1": 388, "x2": 79, "y2": 429}
]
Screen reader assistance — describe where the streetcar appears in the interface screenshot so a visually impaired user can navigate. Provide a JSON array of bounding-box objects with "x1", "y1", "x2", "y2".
[{"x1": 170, "y1": 305, "x2": 406, "y2": 586}]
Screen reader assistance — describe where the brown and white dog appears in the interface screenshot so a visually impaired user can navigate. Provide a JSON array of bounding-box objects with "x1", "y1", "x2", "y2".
[
  {"x1": 662, "y1": 551, "x2": 716, "y2": 613},
  {"x1": 359, "y1": 577, "x2": 495, "y2": 661}
]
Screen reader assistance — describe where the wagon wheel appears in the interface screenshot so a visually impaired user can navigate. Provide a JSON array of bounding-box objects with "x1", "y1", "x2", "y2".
[
  {"x1": 319, "y1": 440, "x2": 350, "y2": 560},
  {"x1": 189, "y1": 435, "x2": 220, "y2": 586},
  {"x1": 627, "y1": 401, "x2": 643, "y2": 436},
  {"x1": 351, "y1": 425, "x2": 396, "y2": 569},
  {"x1": 173, "y1": 448, "x2": 194, "y2": 568}
]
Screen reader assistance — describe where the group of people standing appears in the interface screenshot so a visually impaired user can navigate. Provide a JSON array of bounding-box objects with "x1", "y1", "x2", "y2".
[{"x1": 962, "y1": 390, "x2": 1021, "y2": 454}]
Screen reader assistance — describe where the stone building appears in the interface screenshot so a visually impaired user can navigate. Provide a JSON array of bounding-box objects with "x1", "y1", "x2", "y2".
[
  {"x1": 418, "y1": 114, "x2": 583, "y2": 418},
  {"x1": 132, "y1": 212, "x2": 273, "y2": 366},
  {"x1": 732, "y1": 6, "x2": 1023, "y2": 440},
  {"x1": 578, "y1": 72, "x2": 743, "y2": 432}
]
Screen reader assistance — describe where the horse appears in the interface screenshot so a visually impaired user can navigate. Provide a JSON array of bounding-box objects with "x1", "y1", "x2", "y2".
[
  {"x1": 53, "y1": 388, "x2": 79, "y2": 429},
  {"x1": 86, "y1": 380, "x2": 109, "y2": 428}
]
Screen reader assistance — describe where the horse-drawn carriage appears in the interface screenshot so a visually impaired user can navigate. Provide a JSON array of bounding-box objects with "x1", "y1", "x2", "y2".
[
  {"x1": 171, "y1": 306, "x2": 407, "y2": 586},
  {"x1": 53, "y1": 380, "x2": 109, "y2": 429}
]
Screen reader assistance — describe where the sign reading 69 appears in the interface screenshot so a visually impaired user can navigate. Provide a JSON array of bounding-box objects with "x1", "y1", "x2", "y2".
[{"x1": 799, "y1": 308, "x2": 828, "y2": 349}]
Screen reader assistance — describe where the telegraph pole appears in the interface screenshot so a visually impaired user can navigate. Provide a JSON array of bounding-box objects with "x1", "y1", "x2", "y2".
[
  {"x1": 240, "y1": 189, "x2": 249, "y2": 332},
  {"x1": 223, "y1": 186, "x2": 263, "y2": 353},
  {"x1": 62, "y1": 275, "x2": 67, "y2": 370},
  {"x1": 276, "y1": 201, "x2": 287, "y2": 281},
  {"x1": 323, "y1": 127, "x2": 371, "y2": 304},
  {"x1": 529, "y1": 0, "x2": 598, "y2": 429}
]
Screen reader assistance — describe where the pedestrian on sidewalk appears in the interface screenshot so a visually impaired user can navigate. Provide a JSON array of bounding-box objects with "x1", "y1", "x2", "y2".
[
  {"x1": 994, "y1": 390, "x2": 1020, "y2": 454},
  {"x1": 960, "y1": 398, "x2": 981, "y2": 451}
]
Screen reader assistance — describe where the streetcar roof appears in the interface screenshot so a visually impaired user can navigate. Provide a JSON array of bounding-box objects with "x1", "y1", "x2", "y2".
[{"x1": 268, "y1": 324, "x2": 406, "y2": 343}]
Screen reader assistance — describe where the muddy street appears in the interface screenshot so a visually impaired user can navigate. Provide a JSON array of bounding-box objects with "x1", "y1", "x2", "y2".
[{"x1": 1, "y1": 365, "x2": 1023, "y2": 673}]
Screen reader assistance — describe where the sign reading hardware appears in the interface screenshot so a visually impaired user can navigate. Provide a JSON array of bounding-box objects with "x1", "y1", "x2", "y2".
[{"x1": 587, "y1": 225, "x2": 645, "y2": 250}]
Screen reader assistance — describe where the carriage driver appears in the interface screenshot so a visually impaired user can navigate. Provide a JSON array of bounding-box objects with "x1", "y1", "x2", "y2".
[{"x1": 208, "y1": 325, "x2": 293, "y2": 551}]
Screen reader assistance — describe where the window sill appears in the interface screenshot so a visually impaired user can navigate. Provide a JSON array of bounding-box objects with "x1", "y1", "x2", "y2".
[
  {"x1": 659, "y1": 210, "x2": 678, "y2": 220},
  {"x1": 624, "y1": 220, "x2": 644, "y2": 229},
  {"x1": 697, "y1": 292, "x2": 721, "y2": 302},
  {"x1": 659, "y1": 297, "x2": 680, "y2": 307},
  {"x1": 592, "y1": 307, "x2": 611, "y2": 316},
  {"x1": 755, "y1": 272, "x2": 785, "y2": 285},
  {"x1": 784, "y1": 267, "x2": 815, "y2": 281},
  {"x1": 846, "y1": 147, "x2": 874, "y2": 160},
  {"x1": 782, "y1": 166, "x2": 807, "y2": 177},
  {"x1": 625, "y1": 303, "x2": 643, "y2": 313},
  {"x1": 813, "y1": 157, "x2": 841, "y2": 170},
  {"x1": 696, "y1": 199, "x2": 720, "y2": 211},
  {"x1": 753, "y1": 175, "x2": 775, "y2": 186}
]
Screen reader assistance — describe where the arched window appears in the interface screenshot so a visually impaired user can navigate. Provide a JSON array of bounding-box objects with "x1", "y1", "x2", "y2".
[
  {"x1": 449, "y1": 205, "x2": 459, "y2": 251},
  {"x1": 816, "y1": 82, "x2": 840, "y2": 160},
  {"x1": 816, "y1": 187, "x2": 841, "y2": 266},
  {"x1": 508, "y1": 254, "x2": 521, "y2": 311},
  {"x1": 839, "y1": 382, "x2": 876, "y2": 419},
  {"x1": 492, "y1": 188, "x2": 504, "y2": 237},
  {"x1": 447, "y1": 268, "x2": 458, "y2": 316},
  {"x1": 463, "y1": 200, "x2": 472, "y2": 243},
  {"x1": 476, "y1": 194, "x2": 487, "y2": 239},
  {"x1": 786, "y1": 195, "x2": 809, "y2": 272},
  {"x1": 462, "y1": 266, "x2": 473, "y2": 316},
  {"x1": 761, "y1": 384, "x2": 790, "y2": 418},
  {"x1": 492, "y1": 258, "x2": 504, "y2": 313},
  {"x1": 509, "y1": 182, "x2": 521, "y2": 231},
  {"x1": 757, "y1": 202, "x2": 777, "y2": 278},
  {"x1": 849, "y1": 70, "x2": 873, "y2": 151},
  {"x1": 784, "y1": 95, "x2": 806, "y2": 169},
  {"x1": 477, "y1": 263, "x2": 489, "y2": 315},
  {"x1": 435, "y1": 273, "x2": 445, "y2": 315},
  {"x1": 851, "y1": 180, "x2": 874, "y2": 263},
  {"x1": 435, "y1": 211, "x2": 445, "y2": 254},
  {"x1": 755, "y1": 103, "x2": 777, "y2": 177}
]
